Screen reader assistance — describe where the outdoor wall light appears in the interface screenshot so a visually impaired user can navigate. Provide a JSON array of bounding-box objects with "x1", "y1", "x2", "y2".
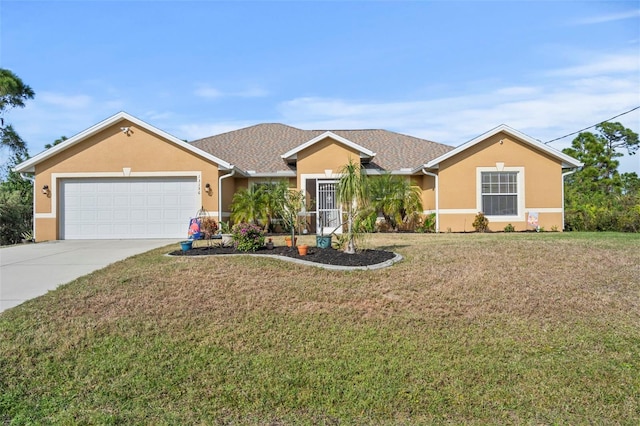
[
  {"x1": 42, "y1": 185, "x2": 50, "y2": 195},
  {"x1": 205, "y1": 183, "x2": 211, "y2": 191}
]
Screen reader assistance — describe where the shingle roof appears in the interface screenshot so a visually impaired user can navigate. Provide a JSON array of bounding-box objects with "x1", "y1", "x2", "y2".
[{"x1": 190, "y1": 123, "x2": 454, "y2": 174}]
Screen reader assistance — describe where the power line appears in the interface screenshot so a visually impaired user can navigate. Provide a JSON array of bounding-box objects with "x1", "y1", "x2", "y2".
[{"x1": 544, "y1": 105, "x2": 640, "y2": 144}]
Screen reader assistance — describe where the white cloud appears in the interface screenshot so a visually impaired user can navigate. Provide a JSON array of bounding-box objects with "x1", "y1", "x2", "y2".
[
  {"x1": 547, "y1": 53, "x2": 640, "y2": 77},
  {"x1": 39, "y1": 92, "x2": 92, "y2": 109},
  {"x1": 573, "y1": 9, "x2": 640, "y2": 25},
  {"x1": 194, "y1": 86, "x2": 223, "y2": 99},
  {"x1": 194, "y1": 85, "x2": 269, "y2": 99}
]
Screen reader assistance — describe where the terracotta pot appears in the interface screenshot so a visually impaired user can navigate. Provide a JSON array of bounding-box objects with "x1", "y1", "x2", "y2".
[
  {"x1": 285, "y1": 237, "x2": 297, "y2": 247},
  {"x1": 297, "y1": 244, "x2": 308, "y2": 256}
]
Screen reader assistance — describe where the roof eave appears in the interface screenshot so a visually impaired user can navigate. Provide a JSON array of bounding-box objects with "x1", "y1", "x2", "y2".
[
  {"x1": 13, "y1": 111, "x2": 235, "y2": 172},
  {"x1": 424, "y1": 124, "x2": 583, "y2": 169},
  {"x1": 280, "y1": 131, "x2": 376, "y2": 161}
]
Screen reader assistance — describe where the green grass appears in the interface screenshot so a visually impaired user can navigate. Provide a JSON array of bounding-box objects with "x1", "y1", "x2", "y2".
[{"x1": 1, "y1": 232, "x2": 639, "y2": 424}]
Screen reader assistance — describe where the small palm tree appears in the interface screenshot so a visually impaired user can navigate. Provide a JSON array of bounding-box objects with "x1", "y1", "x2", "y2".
[
  {"x1": 336, "y1": 158, "x2": 369, "y2": 254},
  {"x1": 230, "y1": 186, "x2": 267, "y2": 225},
  {"x1": 262, "y1": 180, "x2": 289, "y2": 232},
  {"x1": 370, "y1": 173, "x2": 423, "y2": 231}
]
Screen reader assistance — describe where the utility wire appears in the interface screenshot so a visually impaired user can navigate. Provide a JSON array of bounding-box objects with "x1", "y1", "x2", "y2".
[{"x1": 544, "y1": 105, "x2": 640, "y2": 144}]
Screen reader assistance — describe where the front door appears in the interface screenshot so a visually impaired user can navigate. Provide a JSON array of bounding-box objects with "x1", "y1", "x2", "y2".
[{"x1": 317, "y1": 180, "x2": 341, "y2": 235}]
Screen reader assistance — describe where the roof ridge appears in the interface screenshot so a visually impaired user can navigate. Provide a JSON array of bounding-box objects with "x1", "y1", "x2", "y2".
[{"x1": 190, "y1": 122, "x2": 305, "y2": 143}]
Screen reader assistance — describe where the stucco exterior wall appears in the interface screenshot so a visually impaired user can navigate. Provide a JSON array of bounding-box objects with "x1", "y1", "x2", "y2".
[
  {"x1": 437, "y1": 131, "x2": 564, "y2": 232},
  {"x1": 33, "y1": 119, "x2": 221, "y2": 240},
  {"x1": 296, "y1": 137, "x2": 360, "y2": 190}
]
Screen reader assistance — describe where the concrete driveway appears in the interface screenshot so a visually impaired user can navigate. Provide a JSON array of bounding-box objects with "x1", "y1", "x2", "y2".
[{"x1": 0, "y1": 239, "x2": 178, "y2": 313}]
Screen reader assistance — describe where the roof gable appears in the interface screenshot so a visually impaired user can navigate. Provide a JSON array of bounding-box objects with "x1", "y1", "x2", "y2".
[
  {"x1": 191, "y1": 124, "x2": 452, "y2": 174},
  {"x1": 14, "y1": 111, "x2": 234, "y2": 173},
  {"x1": 424, "y1": 124, "x2": 583, "y2": 169},
  {"x1": 280, "y1": 131, "x2": 376, "y2": 162}
]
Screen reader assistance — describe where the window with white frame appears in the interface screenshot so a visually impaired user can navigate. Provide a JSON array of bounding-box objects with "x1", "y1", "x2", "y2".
[{"x1": 481, "y1": 172, "x2": 518, "y2": 216}]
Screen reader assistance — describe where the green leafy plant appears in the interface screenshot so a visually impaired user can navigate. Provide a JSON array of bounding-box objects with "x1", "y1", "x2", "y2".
[
  {"x1": 504, "y1": 223, "x2": 515, "y2": 233},
  {"x1": 472, "y1": 212, "x2": 489, "y2": 233},
  {"x1": 417, "y1": 213, "x2": 436, "y2": 233},
  {"x1": 217, "y1": 221, "x2": 231, "y2": 234},
  {"x1": 231, "y1": 222, "x2": 265, "y2": 252}
]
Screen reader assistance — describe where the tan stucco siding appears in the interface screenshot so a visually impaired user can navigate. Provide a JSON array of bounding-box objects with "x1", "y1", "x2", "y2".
[
  {"x1": 419, "y1": 174, "x2": 436, "y2": 211},
  {"x1": 296, "y1": 137, "x2": 360, "y2": 189},
  {"x1": 437, "y1": 131, "x2": 565, "y2": 232},
  {"x1": 34, "y1": 120, "x2": 221, "y2": 240}
]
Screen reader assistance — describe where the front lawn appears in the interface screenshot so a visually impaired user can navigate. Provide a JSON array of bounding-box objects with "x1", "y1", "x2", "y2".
[{"x1": 1, "y1": 233, "x2": 638, "y2": 424}]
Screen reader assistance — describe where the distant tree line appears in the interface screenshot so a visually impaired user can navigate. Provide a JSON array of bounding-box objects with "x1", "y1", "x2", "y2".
[
  {"x1": 562, "y1": 122, "x2": 639, "y2": 232},
  {"x1": 0, "y1": 69, "x2": 34, "y2": 245}
]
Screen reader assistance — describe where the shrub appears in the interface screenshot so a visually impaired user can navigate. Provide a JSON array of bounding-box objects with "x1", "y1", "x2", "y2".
[
  {"x1": 472, "y1": 212, "x2": 489, "y2": 233},
  {"x1": 231, "y1": 223, "x2": 265, "y2": 252},
  {"x1": 417, "y1": 213, "x2": 437, "y2": 233},
  {"x1": 504, "y1": 223, "x2": 515, "y2": 233}
]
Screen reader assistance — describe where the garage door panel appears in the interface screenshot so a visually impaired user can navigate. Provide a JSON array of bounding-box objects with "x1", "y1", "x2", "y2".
[{"x1": 61, "y1": 177, "x2": 198, "y2": 239}]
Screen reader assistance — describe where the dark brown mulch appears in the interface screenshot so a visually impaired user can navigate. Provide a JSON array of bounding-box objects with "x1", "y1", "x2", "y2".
[{"x1": 168, "y1": 245, "x2": 396, "y2": 267}]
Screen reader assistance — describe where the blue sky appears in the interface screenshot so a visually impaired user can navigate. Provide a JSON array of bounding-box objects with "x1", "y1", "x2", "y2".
[{"x1": 1, "y1": 0, "x2": 639, "y2": 173}]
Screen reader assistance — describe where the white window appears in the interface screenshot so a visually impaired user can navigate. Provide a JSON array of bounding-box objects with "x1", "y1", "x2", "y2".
[
  {"x1": 481, "y1": 172, "x2": 518, "y2": 216},
  {"x1": 476, "y1": 167, "x2": 525, "y2": 221}
]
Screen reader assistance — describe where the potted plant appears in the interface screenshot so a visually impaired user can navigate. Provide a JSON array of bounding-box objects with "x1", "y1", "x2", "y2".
[
  {"x1": 278, "y1": 189, "x2": 305, "y2": 250},
  {"x1": 316, "y1": 212, "x2": 333, "y2": 249},
  {"x1": 297, "y1": 244, "x2": 308, "y2": 256},
  {"x1": 284, "y1": 235, "x2": 297, "y2": 247},
  {"x1": 180, "y1": 240, "x2": 193, "y2": 251},
  {"x1": 266, "y1": 237, "x2": 274, "y2": 249},
  {"x1": 217, "y1": 221, "x2": 233, "y2": 247}
]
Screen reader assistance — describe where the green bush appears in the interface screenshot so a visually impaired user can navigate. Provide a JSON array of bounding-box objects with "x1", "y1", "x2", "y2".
[
  {"x1": 231, "y1": 223, "x2": 265, "y2": 252},
  {"x1": 0, "y1": 191, "x2": 32, "y2": 245},
  {"x1": 472, "y1": 212, "x2": 489, "y2": 232},
  {"x1": 504, "y1": 223, "x2": 515, "y2": 233},
  {"x1": 417, "y1": 213, "x2": 436, "y2": 233}
]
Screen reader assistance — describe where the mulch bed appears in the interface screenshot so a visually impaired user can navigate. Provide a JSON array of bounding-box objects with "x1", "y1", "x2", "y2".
[{"x1": 168, "y1": 245, "x2": 396, "y2": 267}]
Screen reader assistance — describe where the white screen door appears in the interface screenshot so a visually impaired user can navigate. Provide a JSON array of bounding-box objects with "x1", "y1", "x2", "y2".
[{"x1": 317, "y1": 180, "x2": 341, "y2": 234}]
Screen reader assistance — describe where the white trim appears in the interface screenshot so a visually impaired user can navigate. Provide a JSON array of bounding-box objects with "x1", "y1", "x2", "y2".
[
  {"x1": 477, "y1": 166, "x2": 525, "y2": 222},
  {"x1": 424, "y1": 124, "x2": 583, "y2": 169},
  {"x1": 421, "y1": 169, "x2": 439, "y2": 232},
  {"x1": 14, "y1": 111, "x2": 234, "y2": 173},
  {"x1": 281, "y1": 131, "x2": 376, "y2": 161},
  {"x1": 438, "y1": 208, "x2": 562, "y2": 216},
  {"x1": 528, "y1": 208, "x2": 563, "y2": 213},
  {"x1": 439, "y1": 209, "x2": 479, "y2": 215},
  {"x1": 35, "y1": 171, "x2": 202, "y2": 220}
]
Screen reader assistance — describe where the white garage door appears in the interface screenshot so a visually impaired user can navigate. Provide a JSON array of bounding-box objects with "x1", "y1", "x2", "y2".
[{"x1": 60, "y1": 177, "x2": 199, "y2": 239}]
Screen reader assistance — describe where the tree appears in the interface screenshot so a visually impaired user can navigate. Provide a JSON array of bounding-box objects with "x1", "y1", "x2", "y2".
[
  {"x1": 0, "y1": 152, "x2": 33, "y2": 245},
  {"x1": 369, "y1": 173, "x2": 423, "y2": 231},
  {"x1": 0, "y1": 69, "x2": 34, "y2": 155},
  {"x1": 0, "y1": 124, "x2": 27, "y2": 156},
  {"x1": 562, "y1": 122, "x2": 640, "y2": 232},
  {"x1": 230, "y1": 186, "x2": 268, "y2": 225},
  {"x1": 336, "y1": 158, "x2": 369, "y2": 254},
  {"x1": 563, "y1": 122, "x2": 638, "y2": 195},
  {"x1": 45, "y1": 136, "x2": 68, "y2": 150},
  {"x1": 277, "y1": 188, "x2": 305, "y2": 248}
]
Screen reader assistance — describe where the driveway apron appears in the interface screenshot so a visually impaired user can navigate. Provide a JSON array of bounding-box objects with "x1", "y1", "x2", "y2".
[{"x1": 0, "y1": 240, "x2": 178, "y2": 313}]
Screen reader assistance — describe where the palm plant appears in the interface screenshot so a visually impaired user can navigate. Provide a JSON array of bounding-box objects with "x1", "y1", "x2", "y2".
[
  {"x1": 336, "y1": 158, "x2": 369, "y2": 254},
  {"x1": 230, "y1": 186, "x2": 267, "y2": 225},
  {"x1": 262, "y1": 180, "x2": 289, "y2": 232},
  {"x1": 369, "y1": 173, "x2": 423, "y2": 231}
]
